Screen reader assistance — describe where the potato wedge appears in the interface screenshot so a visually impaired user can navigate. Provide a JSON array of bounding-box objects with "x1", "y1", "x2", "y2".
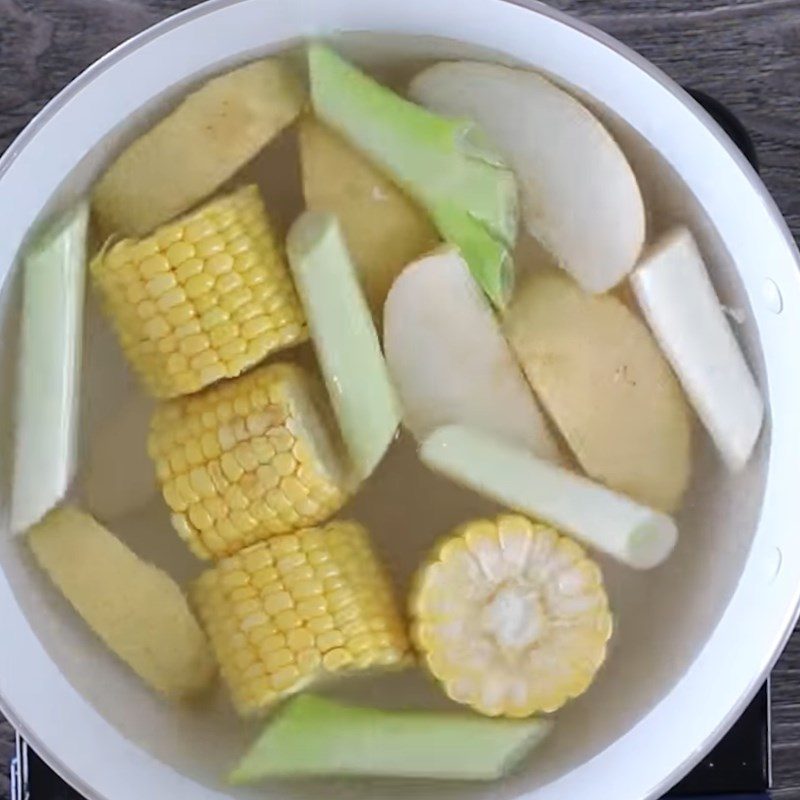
[
  {"x1": 300, "y1": 117, "x2": 438, "y2": 315},
  {"x1": 93, "y1": 59, "x2": 304, "y2": 237},
  {"x1": 504, "y1": 271, "x2": 691, "y2": 512},
  {"x1": 28, "y1": 507, "x2": 215, "y2": 697}
]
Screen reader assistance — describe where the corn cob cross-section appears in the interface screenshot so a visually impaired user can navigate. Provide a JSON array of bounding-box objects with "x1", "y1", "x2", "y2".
[
  {"x1": 149, "y1": 362, "x2": 348, "y2": 560},
  {"x1": 411, "y1": 514, "x2": 612, "y2": 718},
  {"x1": 193, "y1": 521, "x2": 410, "y2": 715},
  {"x1": 91, "y1": 185, "x2": 307, "y2": 398}
]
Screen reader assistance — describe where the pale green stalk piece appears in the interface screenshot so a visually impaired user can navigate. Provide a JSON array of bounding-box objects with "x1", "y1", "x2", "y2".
[
  {"x1": 421, "y1": 425, "x2": 678, "y2": 570},
  {"x1": 308, "y1": 43, "x2": 518, "y2": 309},
  {"x1": 229, "y1": 694, "x2": 551, "y2": 783},
  {"x1": 287, "y1": 211, "x2": 400, "y2": 484},
  {"x1": 11, "y1": 203, "x2": 89, "y2": 534}
]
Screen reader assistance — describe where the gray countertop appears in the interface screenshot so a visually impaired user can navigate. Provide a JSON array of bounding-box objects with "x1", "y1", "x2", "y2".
[{"x1": 1, "y1": 0, "x2": 799, "y2": 797}]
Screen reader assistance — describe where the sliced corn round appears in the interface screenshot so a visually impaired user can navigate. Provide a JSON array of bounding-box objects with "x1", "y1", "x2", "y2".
[
  {"x1": 193, "y1": 521, "x2": 411, "y2": 715},
  {"x1": 91, "y1": 185, "x2": 307, "y2": 398},
  {"x1": 411, "y1": 514, "x2": 612, "y2": 718},
  {"x1": 149, "y1": 362, "x2": 348, "y2": 559}
]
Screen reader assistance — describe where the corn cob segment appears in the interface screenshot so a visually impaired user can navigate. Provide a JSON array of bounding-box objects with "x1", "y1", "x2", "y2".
[
  {"x1": 149, "y1": 362, "x2": 348, "y2": 559},
  {"x1": 193, "y1": 522, "x2": 411, "y2": 715},
  {"x1": 411, "y1": 515, "x2": 612, "y2": 718},
  {"x1": 91, "y1": 185, "x2": 307, "y2": 398}
]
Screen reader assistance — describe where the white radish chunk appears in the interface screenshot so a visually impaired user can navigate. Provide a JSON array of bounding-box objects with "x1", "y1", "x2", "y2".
[
  {"x1": 421, "y1": 425, "x2": 677, "y2": 570},
  {"x1": 383, "y1": 247, "x2": 559, "y2": 461},
  {"x1": 631, "y1": 227, "x2": 764, "y2": 471},
  {"x1": 12, "y1": 204, "x2": 88, "y2": 534},
  {"x1": 410, "y1": 62, "x2": 645, "y2": 293}
]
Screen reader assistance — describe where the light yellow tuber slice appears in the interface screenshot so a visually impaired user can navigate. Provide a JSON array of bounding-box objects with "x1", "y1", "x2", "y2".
[
  {"x1": 93, "y1": 58, "x2": 304, "y2": 237},
  {"x1": 504, "y1": 271, "x2": 691, "y2": 512},
  {"x1": 299, "y1": 117, "x2": 438, "y2": 316},
  {"x1": 28, "y1": 507, "x2": 215, "y2": 697}
]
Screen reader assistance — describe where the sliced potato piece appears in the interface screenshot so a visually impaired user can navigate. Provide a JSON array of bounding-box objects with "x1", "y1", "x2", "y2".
[
  {"x1": 28, "y1": 507, "x2": 215, "y2": 697},
  {"x1": 299, "y1": 117, "x2": 438, "y2": 315},
  {"x1": 93, "y1": 59, "x2": 304, "y2": 237},
  {"x1": 504, "y1": 271, "x2": 691, "y2": 512}
]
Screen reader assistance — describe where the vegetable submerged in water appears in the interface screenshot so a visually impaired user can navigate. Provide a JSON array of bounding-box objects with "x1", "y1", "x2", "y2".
[
  {"x1": 410, "y1": 61, "x2": 645, "y2": 293},
  {"x1": 148, "y1": 362, "x2": 348, "y2": 560},
  {"x1": 28, "y1": 507, "x2": 215, "y2": 697},
  {"x1": 12, "y1": 203, "x2": 88, "y2": 535},
  {"x1": 411, "y1": 512, "x2": 612, "y2": 717},
  {"x1": 93, "y1": 58, "x2": 304, "y2": 237},
  {"x1": 421, "y1": 426, "x2": 678, "y2": 569},
  {"x1": 299, "y1": 117, "x2": 438, "y2": 316},
  {"x1": 308, "y1": 44, "x2": 518, "y2": 309},
  {"x1": 193, "y1": 522, "x2": 410, "y2": 716},
  {"x1": 230, "y1": 694, "x2": 551, "y2": 782},
  {"x1": 287, "y1": 211, "x2": 401, "y2": 483},
  {"x1": 631, "y1": 227, "x2": 764, "y2": 471},
  {"x1": 504, "y1": 270, "x2": 691, "y2": 512},
  {"x1": 91, "y1": 185, "x2": 307, "y2": 399},
  {"x1": 383, "y1": 246, "x2": 560, "y2": 460}
]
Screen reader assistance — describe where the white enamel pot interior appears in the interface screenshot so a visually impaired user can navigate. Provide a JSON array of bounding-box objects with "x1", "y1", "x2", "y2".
[{"x1": 1, "y1": 1, "x2": 800, "y2": 799}]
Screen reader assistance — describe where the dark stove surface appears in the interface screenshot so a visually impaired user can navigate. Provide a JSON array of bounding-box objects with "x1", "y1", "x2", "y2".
[{"x1": 12, "y1": 683, "x2": 771, "y2": 799}]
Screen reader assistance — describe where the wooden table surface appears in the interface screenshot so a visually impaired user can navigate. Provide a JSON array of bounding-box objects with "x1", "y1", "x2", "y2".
[{"x1": 1, "y1": 0, "x2": 799, "y2": 797}]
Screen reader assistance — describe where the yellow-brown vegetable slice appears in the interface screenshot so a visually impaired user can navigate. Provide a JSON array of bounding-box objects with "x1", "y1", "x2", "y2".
[
  {"x1": 299, "y1": 117, "x2": 438, "y2": 316},
  {"x1": 193, "y1": 521, "x2": 410, "y2": 715},
  {"x1": 93, "y1": 58, "x2": 304, "y2": 237},
  {"x1": 91, "y1": 185, "x2": 307, "y2": 399},
  {"x1": 504, "y1": 270, "x2": 691, "y2": 512},
  {"x1": 149, "y1": 362, "x2": 348, "y2": 560},
  {"x1": 28, "y1": 507, "x2": 215, "y2": 697}
]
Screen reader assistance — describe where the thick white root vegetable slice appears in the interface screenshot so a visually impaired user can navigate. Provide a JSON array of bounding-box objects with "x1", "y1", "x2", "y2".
[
  {"x1": 93, "y1": 59, "x2": 304, "y2": 237},
  {"x1": 410, "y1": 61, "x2": 645, "y2": 293},
  {"x1": 287, "y1": 211, "x2": 401, "y2": 483},
  {"x1": 383, "y1": 247, "x2": 560, "y2": 460},
  {"x1": 28, "y1": 507, "x2": 215, "y2": 696},
  {"x1": 12, "y1": 204, "x2": 88, "y2": 535},
  {"x1": 421, "y1": 426, "x2": 677, "y2": 569},
  {"x1": 631, "y1": 228, "x2": 764, "y2": 471},
  {"x1": 504, "y1": 270, "x2": 691, "y2": 512}
]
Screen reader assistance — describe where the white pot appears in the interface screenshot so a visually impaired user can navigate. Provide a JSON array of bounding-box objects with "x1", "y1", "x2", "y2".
[{"x1": 1, "y1": 1, "x2": 799, "y2": 798}]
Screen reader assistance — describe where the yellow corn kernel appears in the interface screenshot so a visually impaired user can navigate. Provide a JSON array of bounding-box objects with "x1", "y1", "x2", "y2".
[
  {"x1": 192, "y1": 521, "x2": 410, "y2": 715},
  {"x1": 90, "y1": 186, "x2": 307, "y2": 398},
  {"x1": 149, "y1": 363, "x2": 348, "y2": 559},
  {"x1": 411, "y1": 514, "x2": 613, "y2": 718}
]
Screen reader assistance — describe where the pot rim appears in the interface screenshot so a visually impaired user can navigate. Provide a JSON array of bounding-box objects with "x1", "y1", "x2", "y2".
[{"x1": 1, "y1": 1, "x2": 799, "y2": 799}]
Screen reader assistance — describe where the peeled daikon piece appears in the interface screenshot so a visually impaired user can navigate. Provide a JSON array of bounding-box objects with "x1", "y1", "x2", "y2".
[
  {"x1": 631, "y1": 228, "x2": 764, "y2": 471},
  {"x1": 383, "y1": 247, "x2": 559, "y2": 461},
  {"x1": 504, "y1": 270, "x2": 691, "y2": 512},
  {"x1": 410, "y1": 61, "x2": 645, "y2": 293}
]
